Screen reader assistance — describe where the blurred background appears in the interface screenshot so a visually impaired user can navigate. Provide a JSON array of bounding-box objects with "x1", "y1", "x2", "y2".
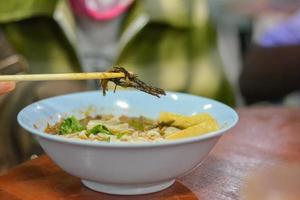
[{"x1": 0, "y1": 0, "x2": 299, "y2": 174}]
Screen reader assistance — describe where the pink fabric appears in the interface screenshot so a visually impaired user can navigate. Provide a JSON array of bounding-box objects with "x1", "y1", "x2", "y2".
[{"x1": 69, "y1": 0, "x2": 133, "y2": 21}]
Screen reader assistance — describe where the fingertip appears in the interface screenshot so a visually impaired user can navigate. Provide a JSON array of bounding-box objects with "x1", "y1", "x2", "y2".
[{"x1": 0, "y1": 81, "x2": 16, "y2": 95}]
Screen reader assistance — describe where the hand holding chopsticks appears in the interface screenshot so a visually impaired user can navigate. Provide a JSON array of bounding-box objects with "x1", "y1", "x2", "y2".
[{"x1": 0, "y1": 81, "x2": 15, "y2": 95}]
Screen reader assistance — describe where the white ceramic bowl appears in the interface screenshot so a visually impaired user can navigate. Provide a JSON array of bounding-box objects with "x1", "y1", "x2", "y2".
[{"x1": 18, "y1": 91, "x2": 238, "y2": 195}]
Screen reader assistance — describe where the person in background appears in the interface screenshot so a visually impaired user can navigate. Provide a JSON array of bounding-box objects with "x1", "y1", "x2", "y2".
[
  {"x1": 0, "y1": 0, "x2": 234, "y2": 173},
  {"x1": 237, "y1": 1, "x2": 300, "y2": 104}
]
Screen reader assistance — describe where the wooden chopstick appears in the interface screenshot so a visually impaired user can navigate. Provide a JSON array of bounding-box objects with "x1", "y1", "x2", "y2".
[{"x1": 0, "y1": 72, "x2": 125, "y2": 81}]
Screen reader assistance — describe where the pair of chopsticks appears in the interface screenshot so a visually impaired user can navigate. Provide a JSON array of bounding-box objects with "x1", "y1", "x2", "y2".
[{"x1": 0, "y1": 72, "x2": 125, "y2": 81}]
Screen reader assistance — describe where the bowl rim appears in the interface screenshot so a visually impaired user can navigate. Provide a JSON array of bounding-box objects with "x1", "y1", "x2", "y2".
[{"x1": 17, "y1": 90, "x2": 239, "y2": 148}]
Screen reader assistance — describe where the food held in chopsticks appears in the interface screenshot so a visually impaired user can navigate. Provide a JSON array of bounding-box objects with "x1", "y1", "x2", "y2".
[
  {"x1": 45, "y1": 112, "x2": 219, "y2": 143},
  {"x1": 100, "y1": 67, "x2": 166, "y2": 98}
]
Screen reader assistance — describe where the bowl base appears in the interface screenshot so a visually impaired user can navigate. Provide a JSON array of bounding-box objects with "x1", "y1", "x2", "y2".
[{"x1": 81, "y1": 179, "x2": 175, "y2": 195}]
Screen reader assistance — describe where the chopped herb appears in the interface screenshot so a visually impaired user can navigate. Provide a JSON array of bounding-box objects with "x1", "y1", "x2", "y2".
[
  {"x1": 126, "y1": 116, "x2": 155, "y2": 131},
  {"x1": 104, "y1": 137, "x2": 111, "y2": 142},
  {"x1": 117, "y1": 133, "x2": 125, "y2": 139},
  {"x1": 128, "y1": 119, "x2": 144, "y2": 131},
  {"x1": 59, "y1": 116, "x2": 85, "y2": 135},
  {"x1": 89, "y1": 124, "x2": 113, "y2": 135}
]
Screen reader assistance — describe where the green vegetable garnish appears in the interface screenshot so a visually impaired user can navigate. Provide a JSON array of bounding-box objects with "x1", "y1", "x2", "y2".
[
  {"x1": 117, "y1": 133, "x2": 125, "y2": 139},
  {"x1": 89, "y1": 124, "x2": 113, "y2": 135},
  {"x1": 59, "y1": 116, "x2": 85, "y2": 135},
  {"x1": 128, "y1": 119, "x2": 144, "y2": 131}
]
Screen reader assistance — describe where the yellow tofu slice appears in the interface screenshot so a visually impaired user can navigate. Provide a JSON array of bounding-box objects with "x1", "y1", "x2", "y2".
[
  {"x1": 159, "y1": 112, "x2": 216, "y2": 129},
  {"x1": 165, "y1": 118, "x2": 219, "y2": 140}
]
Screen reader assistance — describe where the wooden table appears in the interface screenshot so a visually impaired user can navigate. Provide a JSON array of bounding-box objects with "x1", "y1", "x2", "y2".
[{"x1": 0, "y1": 107, "x2": 299, "y2": 200}]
